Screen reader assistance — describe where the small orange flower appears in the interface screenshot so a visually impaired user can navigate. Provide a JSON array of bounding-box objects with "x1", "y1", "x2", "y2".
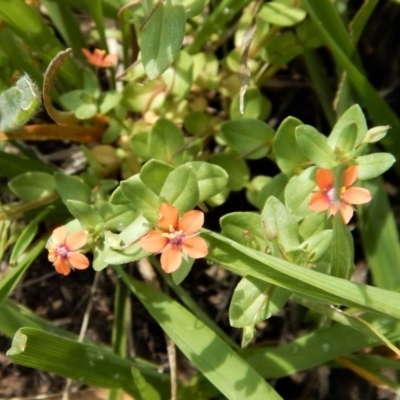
[
  {"x1": 81, "y1": 48, "x2": 118, "y2": 68},
  {"x1": 46, "y1": 226, "x2": 90, "y2": 276},
  {"x1": 308, "y1": 166, "x2": 372, "y2": 224},
  {"x1": 139, "y1": 203, "x2": 208, "y2": 273}
]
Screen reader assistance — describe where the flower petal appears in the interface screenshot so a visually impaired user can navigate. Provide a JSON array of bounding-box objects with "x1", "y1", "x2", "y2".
[
  {"x1": 65, "y1": 231, "x2": 87, "y2": 251},
  {"x1": 160, "y1": 245, "x2": 182, "y2": 273},
  {"x1": 81, "y1": 48, "x2": 116, "y2": 68},
  {"x1": 139, "y1": 231, "x2": 168, "y2": 253},
  {"x1": 158, "y1": 203, "x2": 179, "y2": 231},
  {"x1": 51, "y1": 226, "x2": 67, "y2": 246},
  {"x1": 342, "y1": 187, "x2": 372, "y2": 205},
  {"x1": 182, "y1": 236, "x2": 208, "y2": 259},
  {"x1": 308, "y1": 192, "x2": 330, "y2": 212},
  {"x1": 102, "y1": 54, "x2": 118, "y2": 67},
  {"x1": 54, "y1": 258, "x2": 71, "y2": 276},
  {"x1": 47, "y1": 246, "x2": 57, "y2": 262},
  {"x1": 327, "y1": 203, "x2": 338, "y2": 218},
  {"x1": 342, "y1": 165, "x2": 358, "y2": 187},
  {"x1": 339, "y1": 203, "x2": 354, "y2": 224},
  {"x1": 179, "y1": 210, "x2": 204, "y2": 234},
  {"x1": 68, "y1": 252, "x2": 90, "y2": 270},
  {"x1": 81, "y1": 48, "x2": 94, "y2": 61},
  {"x1": 316, "y1": 169, "x2": 333, "y2": 191}
]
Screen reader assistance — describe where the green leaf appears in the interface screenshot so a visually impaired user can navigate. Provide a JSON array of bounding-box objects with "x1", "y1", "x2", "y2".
[
  {"x1": 211, "y1": 152, "x2": 250, "y2": 192},
  {"x1": 294, "y1": 296, "x2": 400, "y2": 357},
  {"x1": 75, "y1": 103, "x2": 98, "y2": 119},
  {"x1": 188, "y1": 0, "x2": 250, "y2": 54},
  {"x1": 296, "y1": 19, "x2": 324, "y2": 49},
  {"x1": 328, "y1": 104, "x2": 367, "y2": 148},
  {"x1": 265, "y1": 31, "x2": 303, "y2": 66},
  {"x1": 230, "y1": 87, "x2": 272, "y2": 121},
  {"x1": 140, "y1": 159, "x2": 174, "y2": 195},
  {"x1": 295, "y1": 125, "x2": 334, "y2": 168},
  {"x1": 182, "y1": 0, "x2": 208, "y2": 18},
  {"x1": 220, "y1": 212, "x2": 266, "y2": 252},
  {"x1": 140, "y1": 0, "x2": 186, "y2": 79},
  {"x1": 0, "y1": 27, "x2": 43, "y2": 87},
  {"x1": 299, "y1": 229, "x2": 332, "y2": 263},
  {"x1": 185, "y1": 161, "x2": 228, "y2": 202},
  {"x1": 119, "y1": 215, "x2": 152, "y2": 245},
  {"x1": 9, "y1": 209, "x2": 50, "y2": 265},
  {"x1": 258, "y1": 1, "x2": 307, "y2": 26},
  {"x1": 162, "y1": 50, "x2": 193, "y2": 97},
  {"x1": 331, "y1": 214, "x2": 354, "y2": 279},
  {"x1": 220, "y1": 119, "x2": 274, "y2": 160},
  {"x1": 110, "y1": 185, "x2": 131, "y2": 205},
  {"x1": 356, "y1": 153, "x2": 396, "y2": 180},
  {"x1": 257, "y1": 173, "x2": 288, "y2": 208},
  {"x1": 59, "y1": 89, "x2": 87, "y2": 111},
  {"x1": 335, "y1": 122, "x2": 358, "y2": 154},
  {"x1": 7, "y1": 327, "x2": 169, "y2": 398},
  {"x1": 99, "y1": 91, "x2": 123, "y2": 114},
  {"x1": 0, "y1": 1, "x2": 81, "y2": 87},
  {"x1": 229, "y1": 276, "x2": 290, "y2": 327},
  {"x1": 0, "y1": 74, "x2": 41, "y2": 132},
  {"x1": 261, "y1": 196, "x2": 300, "y2": 254},
  {"x1": 116, "y1": 266, "x2": 282, "y2": 400},
  {"x1": 41, "y1": 1, "x2": 87, "y2": 52},
  {"x1": 9, "y1": 172, "x2": 56, "y2": 201},
  {"x1": 299, "y1": 212, "x2": 329, "y2": 241},
  {"x1": 273, "y1": 116, "x2": 307, "y2": 174},
  {"x1": 184, "y1": 111, "x2": 212, "y2": 135},
  {"x1": 131, "y1": 367, "x2": 161, "y2": 400},
  {"x1": 92, "y1": 240, "x2": 109, "y2": 271},
  {"x1": 54, "y1": 172, "x2": 91, "y2": 204},
  {"x1": 83, "y1": 68, "x2": 100, "y2": 95},
  {"x1": 99, "y1": 203, "x2": 138, "y2": 231},
  {"x1": 66, "y1": 200, "x2": 103, "y2": 228},
  {"x1": 148, "y1": 118, "x2": 185, "y2": 164},
  {"x1": 246, "y1": 175, "x2": 271, "y2": 209},
  {"x1": 0, "y1": 152, "x2": 54, "y2": 179},
  {"x1": 245, "y1": 314, "x2": 400, "y2": 380},
  {"x1": 285, "y1": 167, "x2": 316, "y2": 217},
  {"x1": 171, "y1": 257, "x2": 194, "y2": 285},
  {"x1": 358, "y1": 177, "x2": 400, "y2": 291},
  {"x1": 120, "y1": 175, "x2": 160, "y2": 223},
  {"x1": 0, "y1": 239, "x2": 46, "y2": 307},
  {"x1": 204, "y1": 229, "x2": 400, "y2": 320},
  {"x1": 159, "y1": 165, "x2": 199, "y2": 212},
  {"x1": 104, "y1": 243, "x2": 148, "y2": 267}
]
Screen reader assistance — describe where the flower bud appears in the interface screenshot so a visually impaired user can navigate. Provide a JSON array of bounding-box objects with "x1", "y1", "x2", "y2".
[{"x1": 363, "y1": 125, "x2": 390, "y2": 143}]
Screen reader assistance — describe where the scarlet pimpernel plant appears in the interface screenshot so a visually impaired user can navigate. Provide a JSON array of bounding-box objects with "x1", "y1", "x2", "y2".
[{"x1": 2, "y1": 1, "x2": 400, "y2": 399}]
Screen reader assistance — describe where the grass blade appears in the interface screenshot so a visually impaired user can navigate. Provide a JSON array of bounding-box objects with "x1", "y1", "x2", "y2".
[{"x1": 116, "y1": 265, "x2": 283, "y2": 400}]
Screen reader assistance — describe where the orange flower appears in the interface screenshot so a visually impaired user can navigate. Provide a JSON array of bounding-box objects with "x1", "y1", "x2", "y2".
[
  {"x1": 308, "y1": 166, "x2": 372, "y2": 224},
  {"x1": 81, "y1": 48, "x2": 118, "y2": 68},
  {"x1": 46, "y1": 226, "x2": 90, "y2": 276},
  {"x1": 139, "y1": 203, "x2": 208, "y2": 273}
]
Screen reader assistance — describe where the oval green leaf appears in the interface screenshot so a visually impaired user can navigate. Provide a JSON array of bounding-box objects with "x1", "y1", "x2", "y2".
[
  {"x1": 185, "y1": 161, "x2": 228, "y2": 201},
  {"x1": 159, "y1": 165, "x2": 199, "y2": 212},
  {"x1": 140, "y1": 0, "x2": 186, "y2": 80},
  {"x1": 220, "y1": 119, "x2": 274, "y2": 160}
]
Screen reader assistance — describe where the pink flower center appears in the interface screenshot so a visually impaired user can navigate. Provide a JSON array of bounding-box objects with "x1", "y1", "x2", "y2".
[
  {"x1": 163, "y1": 228, "x2": 185, "y2": 247},
  {"x1": 55, "y1": 245, "x2": 69, "y2": 259},
  {"x1": 326, "y1": 187, "x2": 336, "y2": 203}
]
